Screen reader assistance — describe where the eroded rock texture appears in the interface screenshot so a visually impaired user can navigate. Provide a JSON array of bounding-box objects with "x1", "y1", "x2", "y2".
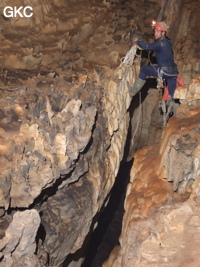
[
  {"x1": 0, "y1": 0, "x2": 199, "y2": 266},
  {"x1": 105, "y1": 77, "x2": 200, "y2": 266},
  {"x1": 0, "y1": 209, "x2": 41, "y2": 267},
  {"x1": 0, "y1": 62, "x2": 138, "y2": 265}
]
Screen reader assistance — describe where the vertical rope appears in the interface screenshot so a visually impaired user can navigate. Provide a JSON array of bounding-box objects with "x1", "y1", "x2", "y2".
[{"x1": 132, "y1": 91, "x2": 142, "y2": 141}]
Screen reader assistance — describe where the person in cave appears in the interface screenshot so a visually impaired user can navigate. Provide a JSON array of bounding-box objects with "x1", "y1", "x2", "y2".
[{"x1": 129, "y1": 21, "x2": 178, "y2": 106}]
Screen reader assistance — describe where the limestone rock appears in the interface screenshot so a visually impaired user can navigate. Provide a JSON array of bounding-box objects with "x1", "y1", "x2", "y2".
[
  {"x1": 0, "y1": 209, "x2": 41, "y2": 267},
  {"x1": 114, "y1": 200, "x2": 200, "y2": 267},
  {"x1": 106, "y1": 77, "x2": 200, "y2": 267}
]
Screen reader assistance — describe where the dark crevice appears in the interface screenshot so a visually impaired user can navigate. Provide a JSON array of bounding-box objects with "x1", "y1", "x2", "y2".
[
  {"x1": 124, "y1": 78, "x2": 157, "y2": 160},
  {"x1": 35, "y1": 223, "x2": 46, "y2": 252},
  {"x1": 29, "y1": 169, "x2": 74, "y2": 210},
  {"x1": 81, "y1": 159, "x2": 133, "y2": 267},
  {"x1": 80, "y1": 81, "x2": 153, "y2": 266}
]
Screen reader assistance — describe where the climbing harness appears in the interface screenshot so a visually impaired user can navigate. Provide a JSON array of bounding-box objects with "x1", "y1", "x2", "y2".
[
  {"x1": 157, "y1": 68, "x2": 164, "y2": 89},
  {"x1": 147, "y1": 51, "x2": 178, "y2": 127},
  {"x1": 157, "y1": 69, "x2": 175, "y2": 127},
  {"x1": 117, "y1": 45, "x2": 137, "y2": 68}
]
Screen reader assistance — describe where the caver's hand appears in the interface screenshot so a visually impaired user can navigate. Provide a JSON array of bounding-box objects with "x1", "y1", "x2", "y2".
[{"x1": 132, "y1": 37, "x2": 138, "y2": 45}]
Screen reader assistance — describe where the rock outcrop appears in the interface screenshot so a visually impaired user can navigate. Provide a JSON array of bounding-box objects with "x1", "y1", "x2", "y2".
[
  {"x1": 0, "y1": 209, "x2": 41, "y2": 267},
  {"x1": 105, "y1": 76, "x2": 200, "y2": 267}
]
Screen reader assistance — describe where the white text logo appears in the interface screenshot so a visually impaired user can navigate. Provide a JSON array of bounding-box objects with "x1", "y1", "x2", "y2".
[{"x1": 3, "y1": 6, "x2": 33, "y2": 18}]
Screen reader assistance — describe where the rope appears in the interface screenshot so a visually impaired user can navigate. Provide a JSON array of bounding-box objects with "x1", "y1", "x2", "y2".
[
  {"x1": 162, "y1": 70, "x2": 177, "y2": 77},
  {"x1": 148, "y1": 51, "x2": 158, "y2": 73},
  {"x1": 117, "y1": 45, "x2": 137, "y2": 68},
  {"x1": 147, "y1": 50, "x2": 177, "y2": 76},
  {"x1": 147, "y1": 52, "x2": 168, "y2": 127},
  {"x1": 116, "y1": 45, "x2": 141, "y2": 141},
  {"x1": 132, "y1": 91, "x2": 142, "y2": 141}
]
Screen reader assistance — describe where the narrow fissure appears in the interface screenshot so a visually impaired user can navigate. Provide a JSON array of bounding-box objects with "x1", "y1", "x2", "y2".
[
  {"x1": 81, "y1": 159, "x2": 133, "y2": 267},
  {"x1": 81, "y1": 80, "x2": 157, "y2": 267}
]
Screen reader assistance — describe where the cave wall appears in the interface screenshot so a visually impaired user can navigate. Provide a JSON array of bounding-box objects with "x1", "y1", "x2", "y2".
[
  {"x1": 0, "y1": 61, "x2": 139, "y2": 266},
  {"x1": 164, "y1": 0, "x2": 200, "y2": 86},
  {"x1": 0, "y1": 0, "x2": 199, "y2": 81},
  {"x1": 103, "y1": 0, "x2": 200, "y2": 264},
  {"x1": 104, "y1": 75, "x2": 200, "y2": 267},
  {"x1": 34, "y1": 65, "x2": 139, "y2": 266},
  {"x1": 0, "y1": 0, "x2": 200, "y2": 266}
]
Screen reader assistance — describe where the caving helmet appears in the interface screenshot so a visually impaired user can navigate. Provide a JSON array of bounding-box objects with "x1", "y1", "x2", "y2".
[{"x1": 155, "y1": 21, "x2": 169, "y2": 32}]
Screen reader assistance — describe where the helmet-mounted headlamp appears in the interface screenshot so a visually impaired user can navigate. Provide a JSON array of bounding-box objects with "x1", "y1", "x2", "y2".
[{"x1": 152, "y1": 21, "x2": 169, "y2": 32}]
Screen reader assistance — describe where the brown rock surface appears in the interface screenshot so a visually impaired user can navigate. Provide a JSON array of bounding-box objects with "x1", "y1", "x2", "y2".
[{"x1": 105, "y1": 77, "x2": 200, "y2": 267}]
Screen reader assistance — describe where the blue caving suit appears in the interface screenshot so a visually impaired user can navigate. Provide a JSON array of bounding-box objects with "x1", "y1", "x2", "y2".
[{"x1": 136, "y1": 37, "x2": 178, "y2": 98}]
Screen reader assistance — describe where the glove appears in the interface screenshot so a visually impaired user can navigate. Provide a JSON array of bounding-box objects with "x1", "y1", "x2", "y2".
[
  {"x1": 136, "y1": 44, "x2": 143, "y2": 50},
  {"x1": 132, "y1": 37, "x2": 138, "y2": 46}
]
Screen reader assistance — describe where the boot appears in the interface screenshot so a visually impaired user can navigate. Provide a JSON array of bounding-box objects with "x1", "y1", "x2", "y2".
[{"x1": 127, "y1": 77, "x2": 146, "y2": 97}]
